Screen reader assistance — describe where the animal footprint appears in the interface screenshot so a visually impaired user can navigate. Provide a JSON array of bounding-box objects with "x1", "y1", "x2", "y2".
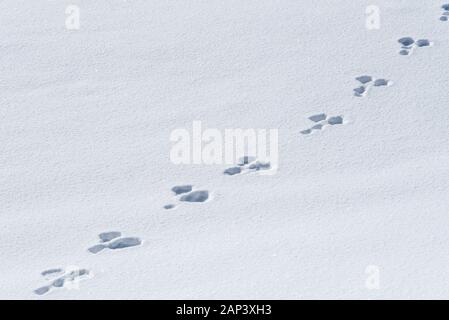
[
  {"x1": 440, "y1": 4, "x2": 449, "y2": 21},
  {"x1": 34, "y1": 267, "x2": 91, "y2": 296},
  {"x1": 171, "y1": 185, "x2": 193, "y2": 195},
  {"x1": 88, "y1": 231, "x2": 142, "y2": 254},
  {"x1": 398, "y1": 37, "x2": 431, "y2": 56},
  {"x1": 300, "y1": 114, "x2": 344, "y2": 135},
  {"x1": 353, "y1": 75, "x2": 391, "y2": 97},
  {"x1": 180, "y1": 190, "x2": 209, "y2": 202},
  {"x1": 164, "y1": 185, "x2": 210, "y2": 209},
  {"x1": 223, "y1": 156, "x2": 271, "y2": 176}
]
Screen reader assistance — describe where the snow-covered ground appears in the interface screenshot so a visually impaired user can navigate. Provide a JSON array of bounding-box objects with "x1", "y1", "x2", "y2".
[{"x1": 2, "y1": 0, "x2": 449, "y2": 299}]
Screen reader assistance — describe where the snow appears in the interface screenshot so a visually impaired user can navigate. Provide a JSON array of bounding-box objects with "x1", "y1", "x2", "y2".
[{"x1": 1, "y1": 0, "x2": 449, "y2": 299}]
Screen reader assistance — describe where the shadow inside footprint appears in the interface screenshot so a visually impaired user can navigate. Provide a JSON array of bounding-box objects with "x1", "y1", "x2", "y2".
[
  {"x1": 373, "y1": 79, "x2": 389, "y2": 86},
  {"x1": 224, "y1": 166, "x2": 242, "y2": 175},
  {"x1": 52, "y1": 277, "x2": 65, "y2": 288},
  {"x1": 356, "y1": 76, "x2": 372, "y2": 84},
  {"x1": 99, "y1": 231, "x2": 121, "y2": 242},
  {"x1": 308, "y1": 113, "x2": 327, "y2": 122},
  {"x1": 88, "y1": 244, "x2": 107, "y2": 254},
  {"x1": 301, "y1": 129, "x2": 312, "y2": 135},
  {"x1": 108, "y1": 237, "x2": 142, "y2": 250},
  {"x1": 398, "y1": 37, "x2": 414, "y2": 46},
  {"x1": 172, "y1": 185, "x2": 193, "y2": 195},
  {"x1": 354, "y1": 86, "x2": 366, "y2": 96},
  {"x1": 328, "y1": 116, "x2": 343, "y2": 125},
  {"x1": 34, "y1": 286, "x2": 51, "y2": 295},
  {"x1": 41, "y1": 268, "x2": 64, "y2": 278},
  {"x1": 416, "y1": 39, "x2": 430, "y2": 47},
  {"x1": 180, "y1": 190, "x2": 209, "y2": 202}
]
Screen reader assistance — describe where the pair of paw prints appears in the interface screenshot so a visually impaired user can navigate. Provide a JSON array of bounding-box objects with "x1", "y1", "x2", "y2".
[
  {"x1": 164, "y1": 185, "x2": 209, "y2": 209},
  {"x1": 88, "y1": 231, "x2": 142, "y2": 254},
  {"x1": 440, "y1": 4, "x2": 449, "y2": 21},
  {"x1": 34, "y1": 231, "x2": 142, "y2": 296},
  {"x1": 300, "y1": 114, "x2": 344, "y2": 135},
  {"x1": 398, "y1": 37, "x2": 431, "y2": 56},
  {"x1": 223, "y1": 156, "x2": 271, "y2": 176},
  {"x1": 34, "y1": 267, "x2": 91, "y2": 296},
  {"x1": 353, "y1": 75, "x2": 391, "y2": 97}
]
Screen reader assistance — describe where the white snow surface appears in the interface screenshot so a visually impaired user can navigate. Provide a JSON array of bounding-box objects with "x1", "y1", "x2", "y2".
[{"x1": 1, "y1": 0, "x2": 449, "y2": 299}]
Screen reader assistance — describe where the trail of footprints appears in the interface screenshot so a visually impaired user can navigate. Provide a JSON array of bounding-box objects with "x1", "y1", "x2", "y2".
[
  {"x1": 34, "y1": 267, "x2": 91, "y2": 296},
  {"x1": 301, "y1": 114, "x2": 344, "y2": 135},
  {"x1": 34, "y1": 232, "x2": 142, "y2": 295},
  {"x1": 398, "y1": 37, "x2": 431, "y2": 56},
  {"x1": 353, "y1": 75, "x2": 391, "y2": 97},
  {"x1": 164, "y1": 185, "x2": 209, "y2": 209},
  {"x1": 33, "y1": 4, "x2": 442, "y2": 297},
  {"x1": 223, "y1": 156, "x2": 271, "y2": 176},
  {"x1": 88, "y1": 231, "x2": 142, "y2": 254}
]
